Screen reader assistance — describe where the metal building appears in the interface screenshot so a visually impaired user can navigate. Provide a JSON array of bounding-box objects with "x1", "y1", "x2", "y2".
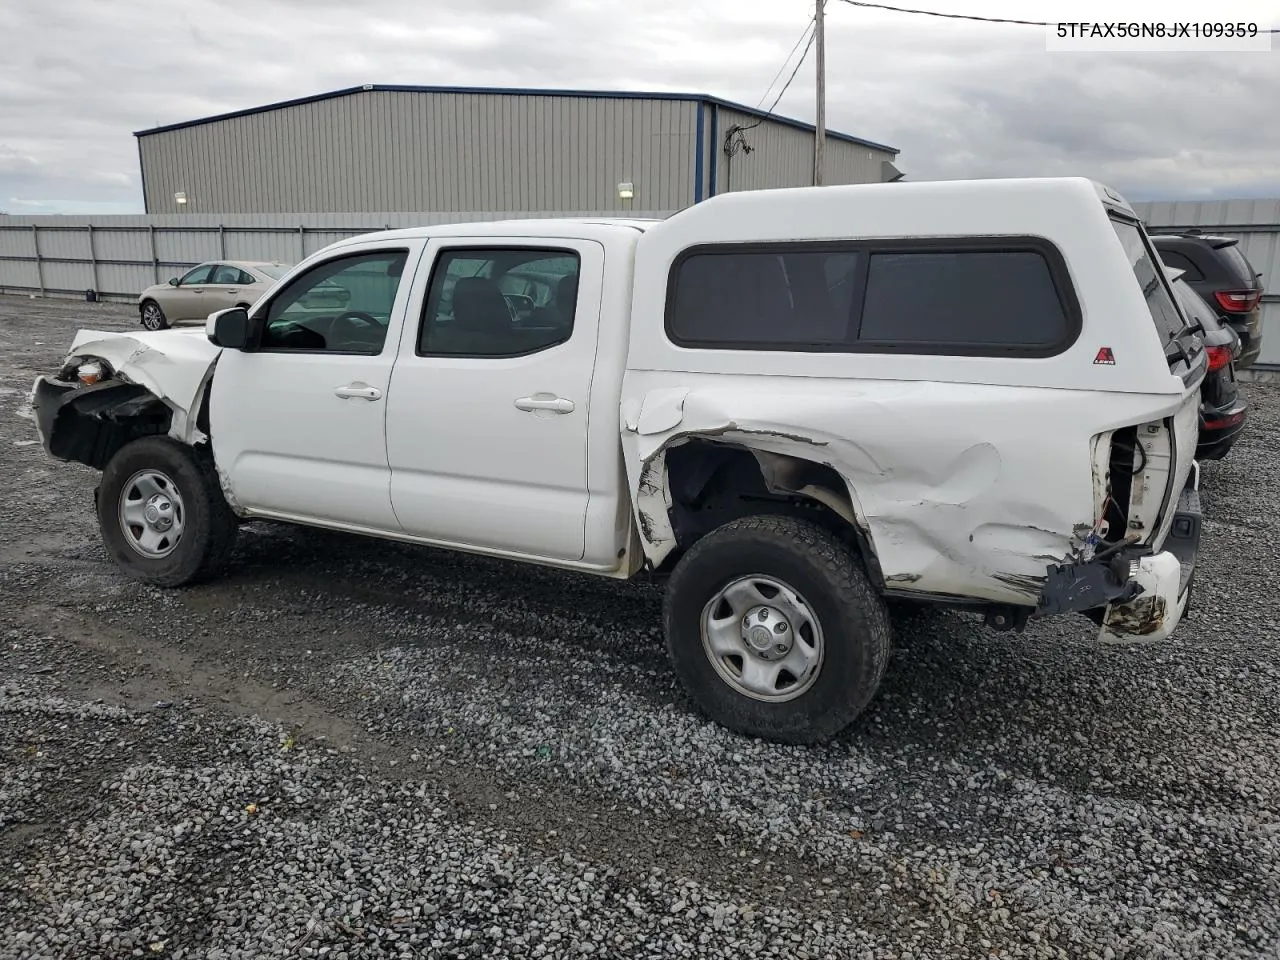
[{"x1": 135, "y1": 85, "x2": 901, "y2": 215}]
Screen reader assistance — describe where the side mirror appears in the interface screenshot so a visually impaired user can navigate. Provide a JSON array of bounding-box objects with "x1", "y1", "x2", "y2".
[
  {"x1": 208, "y1": 307, "x2": 250, "y2": 349},
  {"x1": 168, "y1": 277, "x2": 180, "y2": 286}
]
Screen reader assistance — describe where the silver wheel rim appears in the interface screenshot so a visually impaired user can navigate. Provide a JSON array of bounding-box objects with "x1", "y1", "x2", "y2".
[
  {"x1": 118, "y1": 469, "x2": 185, "y2": 559},
  {"x1": 700, "y1": 575, "x2": 825, "y2": 702},
  {"x1": 142, "y1": 305, "x2": 163, "y2": 330}
]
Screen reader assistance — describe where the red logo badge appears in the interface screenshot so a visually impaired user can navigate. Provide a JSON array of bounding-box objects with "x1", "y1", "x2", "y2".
[{"x1": 1093, "y1": 347, "x2": 1116, "y2": 365}]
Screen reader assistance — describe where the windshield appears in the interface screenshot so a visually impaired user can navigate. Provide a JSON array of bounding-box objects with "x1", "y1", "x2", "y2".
[
  {"x1": 1109, "y1": 218, "x2": 1185, "y2": 345},
  {"x1": 256, "y1": 264, "x2": 289, "y2": 280}
]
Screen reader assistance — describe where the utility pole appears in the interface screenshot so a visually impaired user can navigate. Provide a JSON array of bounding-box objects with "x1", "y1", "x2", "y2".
[{"x1": 814, "y1": 0, "x2": 826, "y2": 186}]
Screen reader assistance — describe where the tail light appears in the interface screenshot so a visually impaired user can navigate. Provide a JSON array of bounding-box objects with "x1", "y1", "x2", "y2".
[
  {"x1": 1205, "y1": 345, "x2": 1232, "y2": 372},
  {"x1": 1213, "y1": 289, "x2": 1262, "y2": 313},
  {"x1": 1203, "y1": 410, "x2": 1245, "y2": 430}
]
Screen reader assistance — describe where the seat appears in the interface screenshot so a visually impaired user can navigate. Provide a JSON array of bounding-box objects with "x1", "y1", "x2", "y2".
[
  {"x1": 432, "y1": 276, "x2": 514, "y2": 354},
  {"x1": 452, "y1": 277, "x2": 512, "y2": 334},
  {"x1": 555, "y1": 274, "x2": 579, "y2": 318}
]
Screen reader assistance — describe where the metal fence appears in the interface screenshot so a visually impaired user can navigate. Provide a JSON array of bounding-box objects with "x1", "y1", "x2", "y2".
[
  {"x1": 1133, "y1": 199, "x2": 1280, "y2": 369},
  {"x1": 0, "y1": 211, "x2": 673, "y2": 303},
  {"x1": 5, "y1": 201, "x2": 1279, "y2": 369}
]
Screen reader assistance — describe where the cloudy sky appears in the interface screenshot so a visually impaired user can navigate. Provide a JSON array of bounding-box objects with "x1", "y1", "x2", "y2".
[{"x1": 2, "y1": 0, "x2": 1278, "y2": 213}]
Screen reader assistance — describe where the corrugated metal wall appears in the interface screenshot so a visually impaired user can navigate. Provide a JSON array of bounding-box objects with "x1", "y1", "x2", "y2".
[
  {"x1": 139, "y1": 91, "x2": 700, "y2": 214},
  {"x1": 1133, "y1": 199, "x2": 1280, "y2": 369},
  {"x1": 706, "y1": 107, "x2": 894, "y2": 195},
  {"x1": 0, "y1": 210, "x2": 672, "y2": 301}
]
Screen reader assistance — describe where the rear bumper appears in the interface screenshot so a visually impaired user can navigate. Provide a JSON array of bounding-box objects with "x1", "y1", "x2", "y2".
[
  {"x1": 1228, "y1": 313, "x2": 1263, "y2": 369},
  {"x1": 1197, "y1": 398, "x2": 1248, "y2": 460},
  {"x1": 1034, "y1": 464, "x2": 1201, "y2": 643},
  {"x1": 1097, "y1": 467, "x2": 1201, "y2": 643}
]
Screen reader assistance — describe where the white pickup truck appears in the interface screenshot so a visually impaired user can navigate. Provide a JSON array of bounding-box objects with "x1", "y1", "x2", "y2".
[{"x1": 31, "y1": 177, "x2": 1206, "y2": 744}]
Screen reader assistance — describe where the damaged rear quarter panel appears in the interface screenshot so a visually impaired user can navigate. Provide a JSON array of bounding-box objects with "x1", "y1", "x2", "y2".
[{"x1": 620, "y1": 374, "x2": 1184, "y2": 607}]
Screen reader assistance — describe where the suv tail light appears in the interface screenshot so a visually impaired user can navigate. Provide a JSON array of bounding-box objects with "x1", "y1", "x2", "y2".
[
  {"x1": 1205, "y1": 344, "x2": 1232, "y2": 372},
  {"x1": 1214, "y1": 289, "x2": 1262, "y2": 313}
]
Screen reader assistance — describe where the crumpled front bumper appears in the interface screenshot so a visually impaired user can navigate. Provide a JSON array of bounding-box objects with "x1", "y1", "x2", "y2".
[
  {"x1": 1035, "y1": 464, "x2": 1201, "y2": 643},
  {"x1": 29, "y1": 375, "x2": 72, "y2": 455}
]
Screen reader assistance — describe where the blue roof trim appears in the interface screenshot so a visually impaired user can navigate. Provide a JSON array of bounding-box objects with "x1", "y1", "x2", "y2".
[
  {"x1": 707, "y1": 104, "x2": 719, "y2": 198},
  {"x1": 132, "y1": 84, "x2": 898, "y2": 155},
  {"x1": 693, "y1": 105, "x2": 705, "y2": 204}
]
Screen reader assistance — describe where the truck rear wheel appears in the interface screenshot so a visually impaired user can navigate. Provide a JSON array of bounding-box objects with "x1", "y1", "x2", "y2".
[
  {"x1": 97, "y1": 437, "x2": 238, "y2": 587},
  {"x1": 663, "y1": 515, "x2": 892, "y2": 744}
]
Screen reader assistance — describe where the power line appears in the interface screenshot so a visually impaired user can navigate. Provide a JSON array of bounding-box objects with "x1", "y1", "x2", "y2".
[
  {"x1": 728, "y1": 11, "x2": 818, "y2": 160},
  {"x1": 757, "y1": 16, "x2": 816, "y2": 109},
  {"x1": 835, "y1": 0, "x2": 1280, "y2": 31},
  {"x1": 835, "y1": 0, "x2": 1048, "y2": 26},
  {"x1": 764, "y1": 22, "x2": 818, "y2": 115}
]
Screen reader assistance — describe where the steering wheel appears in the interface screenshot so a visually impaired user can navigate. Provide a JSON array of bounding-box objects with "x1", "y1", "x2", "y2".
[
  {"x1": 325, "y1": 311, "x2": 385, "y2": 353},
  {"x1": 334, "y1": 311, "x2": 381, "y2": 330}
]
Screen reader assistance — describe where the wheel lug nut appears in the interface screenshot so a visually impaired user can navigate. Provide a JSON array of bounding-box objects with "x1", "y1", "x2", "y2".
[{"x1": 774, "y1": 622, "x2": 787, "y2": 634}]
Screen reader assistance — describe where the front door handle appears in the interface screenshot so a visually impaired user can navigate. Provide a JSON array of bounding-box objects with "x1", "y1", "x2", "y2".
[
  {"x1": 335, "y1": 382, "x2": 382, "y2": 401},
  {"x1": 514, "y1": 395, "x2": 574, "y2": 414}
]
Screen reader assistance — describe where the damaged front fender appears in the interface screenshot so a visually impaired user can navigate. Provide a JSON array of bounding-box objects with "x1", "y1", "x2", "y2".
[{"x1": 34, "y1": 328, "x2": 223, "y2": 449}]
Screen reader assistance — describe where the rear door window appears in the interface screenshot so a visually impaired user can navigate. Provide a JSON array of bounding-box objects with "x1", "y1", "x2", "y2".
[{"x1": 1109, "y1": 219, "x2": 1185, "y2": 345}]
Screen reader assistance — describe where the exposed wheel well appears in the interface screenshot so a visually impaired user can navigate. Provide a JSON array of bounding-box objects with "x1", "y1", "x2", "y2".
[
  {"x1": 657, "y1": 439, "x2": 883, "y2": 586},
  {"x1": 44, "y1": 383, "x2": 173, "y2": 470}
]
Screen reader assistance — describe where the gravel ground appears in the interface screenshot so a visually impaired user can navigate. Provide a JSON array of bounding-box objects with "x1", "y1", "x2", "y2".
[{"x1": 1, "y1": 293, "x2": 1278, "y2": 959}]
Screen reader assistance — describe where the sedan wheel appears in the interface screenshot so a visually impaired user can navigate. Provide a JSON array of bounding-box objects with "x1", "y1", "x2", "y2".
[{"x1": 140, "y1": 302, "x2": 168, "y2": 331}]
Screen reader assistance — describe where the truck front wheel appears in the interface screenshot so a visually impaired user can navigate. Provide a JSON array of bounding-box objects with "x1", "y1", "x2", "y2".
[
  {"x1": 97, "y1": 437, "x2": 239, "y2": 587},
  {"x1": 663, "y1": 515, "x2": 892, "y2": 744}
]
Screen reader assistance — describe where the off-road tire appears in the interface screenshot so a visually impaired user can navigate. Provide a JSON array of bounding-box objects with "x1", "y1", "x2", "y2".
[
  {"x1": 97, "y1": 437, "x2": 238, "y2": 587},
  {"x1": 663, "y1": 514, "x2": 892, "y2": 744}
]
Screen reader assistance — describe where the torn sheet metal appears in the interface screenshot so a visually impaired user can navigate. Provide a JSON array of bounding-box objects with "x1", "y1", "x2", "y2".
[
  {"x1": 619, "y1": 377, "x2": 1186, "y2": 609},
  {"x1": 634, "y1": 387, "x2": 689, "y2": 435},
  {"x1": 59, "y1": 328, "x2": 222, "y2": 442}
]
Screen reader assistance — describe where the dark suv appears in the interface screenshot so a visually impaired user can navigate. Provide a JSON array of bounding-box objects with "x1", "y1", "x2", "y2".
[{"x1": 1151, "y1": 231, "x2": 1265, "y2": 368}]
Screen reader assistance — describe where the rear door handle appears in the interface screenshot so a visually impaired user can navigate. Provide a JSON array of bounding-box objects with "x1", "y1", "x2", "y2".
[
  {"x1": 335, "y1": 382, "x2": 382, "y2": 401},
  {"x1": 514, "y1": 395, "x2": 574, "y2": 414}
]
